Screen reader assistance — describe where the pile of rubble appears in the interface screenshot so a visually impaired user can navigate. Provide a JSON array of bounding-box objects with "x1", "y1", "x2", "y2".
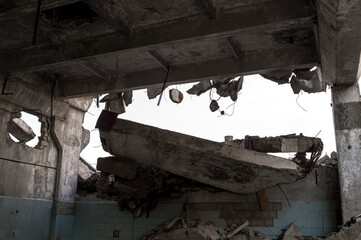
[
  {"x1": 140, "y1": 218, "x2": 268, "y2": 240},
  {"x1": 140, "y1": 218, "x2": 306, "y2": 240},
  {"x1": 316, "y1": 152, "x2": 338, "y2": 168},
  {"x1": 77, "y1": 157, "x2": 220, "y2": 217},
  {"x1": 315, "y1": 214, "x2": 361, "y2": 240}
]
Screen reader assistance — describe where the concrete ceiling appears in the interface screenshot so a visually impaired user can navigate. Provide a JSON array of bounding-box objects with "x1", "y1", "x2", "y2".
[{"x1": 0, "y1": 0, "x2": 359, "y2": 98}]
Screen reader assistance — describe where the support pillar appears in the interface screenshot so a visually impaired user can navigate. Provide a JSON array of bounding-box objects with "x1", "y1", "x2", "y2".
[
  {"x1": 332, "y1": 82, "x2": 361, "y2": 222},
  {"x1": 49, "y1": 105, "x2": 90, "y2": 240}
]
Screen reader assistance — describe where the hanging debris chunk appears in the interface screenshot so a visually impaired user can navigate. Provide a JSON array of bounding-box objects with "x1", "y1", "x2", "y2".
[
  {"x1": 209, "y1": 100, "x2": 220, "y2": 112},
  {"x1": 290, "y1": 68, "x2": 325, "y2": 94},
  {"x1": 261, "y1": 67, "x2": 326, "y2": 94},
  {"x1": 97, "y1": 117, "x2": 300, "y2": 194},
  {"x1": 260, "y1": 69, "x2": 293, "y2": 84},
  {"x1": 187, "y1": 80, "x2": 212, "y2": 96},
  {"x1": 147, "y1": 86, "x2": 164, "y2": 99},
  {"x1": 8, "y1": 118, "x2": 36, "y2": 143},
  {"x1": 122, "y1": 91, "x2": 133, "y2": 106},
  {"x1": 101, "y1": 93, "x2": 125, "y2": 114},
  {"x1": 169, "y1": 89, "x2": 184, "y2": 103},
  {"x1": 213, "y1": 77, "x2": 243, "y2": 101}
]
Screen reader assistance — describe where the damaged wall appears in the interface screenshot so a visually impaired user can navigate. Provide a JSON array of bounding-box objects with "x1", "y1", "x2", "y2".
[
  {"x1": 72, "y1": 166, "x2": 341, "y2": 240},
  {"x1": 0, "y1": 77, "x2": 92, "y2": 240}
]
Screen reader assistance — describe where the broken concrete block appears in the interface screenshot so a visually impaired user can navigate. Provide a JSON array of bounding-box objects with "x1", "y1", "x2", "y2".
[
  {"x1": 213, "y1": 77, "x2": 243, "y2": 101},
  {"x1": 261, "y1": 69, "x2": 293, "y2": 84},
  {"x1": 147, "y1": 86, "x2": 164, "y2": 99},
  {"x1": 99, "y1": 117, "x2": 299, "y2": 194},
  {"x1": 248, "y1": 229, "x2": 268, "y2": 240},
  {"x1": 325, "y1": 219, "x2": 361, "y2": 240},
  {"x1": 100, "y1": 93, "x2": 118, "y2": 102},
  {"x1": 230, "y1": 235, "x2": 248, "y2": 240},
  {"x1": 230, "y1": 78, "x2": 243, "y2": 101},
  {"x1": 210, "y1": 100, "x2": 219, "y2": 112},
  {"x1": 317, "y1": 155, "x2": 338, "y2": 168},
  {"x1": 101, "y1": 93, "x2": 126, "y2": 114},
  {"x1": 281, "y1": 223, "x2": 301, "y2": 240},
  {"x1": 169, "y1": 89, "x2": 183, "y2": 103},
  {"x1": 187, "y1": 80, "x2": 212, "y2": 96},
  {"x1": 97, "y1": 156, "x2": 138, "y2": 180},
  {"x1": 290, "y1": 68, "x2": 325, "y2": 94},
  {"x1": 245, "y1": 135, "x2": 322, "y2": 153},
  {"x1": 81, "y1": 127, "x2": 90, "y2": 151},
  {"x1": 108, "y1": 94, "x2": 126, "y2": 114},
  {"x1": 164, "y1": 217, "x2": 183, "y2": 232},
  {"x1": 123, "y1": 91, "x2": 133, "y2": 106},
  {"x1": 195, "y1": 224, "x2": 221, "y2": 240},
  {"x1": 227, "y1": 221, "x2": 249, "y2": 238},
  {"x1": 8, "y1": 118, "x2": 36, "y2": 143},
  {"x1": 78, "y1": 157, "x2": 96, "y2": 180}
]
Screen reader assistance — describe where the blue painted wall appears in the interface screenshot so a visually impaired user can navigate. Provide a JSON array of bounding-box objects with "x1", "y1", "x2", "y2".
[
  {"x1": 0, "y1": 197, "x2": 341, "y2": 240},
  {"x1": 0, "y1": 196, "x2": 52, "y2": 240}
]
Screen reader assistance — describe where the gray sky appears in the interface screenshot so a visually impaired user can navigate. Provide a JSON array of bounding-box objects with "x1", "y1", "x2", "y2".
[{"x1": 81, "y1": 74, "x2": 336, "y2": 168}]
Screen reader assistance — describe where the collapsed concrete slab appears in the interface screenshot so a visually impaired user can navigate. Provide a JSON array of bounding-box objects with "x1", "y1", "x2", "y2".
[
  {"x1": 98, "y1": 117, "x2": 300, "y2": 194},
  {"x1": 8, "y1": 118, "x2": 36, "y2": 143}
]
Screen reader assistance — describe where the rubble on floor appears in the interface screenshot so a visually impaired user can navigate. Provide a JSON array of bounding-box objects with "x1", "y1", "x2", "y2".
[
  {"x1": 280, "y1": 223, "x2": 301, "y2": 240},
  {"x1": 318, "y1": 215, "x2": 361, "y2": 240},
  {"x1": 78, "y1": 157, "x2": 96, "y2": 180},
  {"x1": 140, "y1": 217, "x2": 269, "y2": 240}
]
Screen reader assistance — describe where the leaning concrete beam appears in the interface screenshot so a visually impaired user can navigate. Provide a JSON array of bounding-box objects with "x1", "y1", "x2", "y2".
[
  {"x1": 98, "y1": 118, "x2": 299, "y2": 194},
  {"x1": 58, "y1": 43, "x2": 318, "y2": 98},
  {"x1": 0, "y1": 0, "x2": 315, "y2": 73}
]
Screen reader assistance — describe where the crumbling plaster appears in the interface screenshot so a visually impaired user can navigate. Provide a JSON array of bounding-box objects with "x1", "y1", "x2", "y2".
[{"x1": 0, "y1": 77, "x2": 92, "y2": 207}]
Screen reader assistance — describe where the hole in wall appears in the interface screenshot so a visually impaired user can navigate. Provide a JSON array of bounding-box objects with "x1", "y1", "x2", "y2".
[
  {"x1": 8, "y1": 111, "x2": 41, "y2": 148},
  {"x1": 42, "y1": 1, "x2": 99, "y2": 28}
]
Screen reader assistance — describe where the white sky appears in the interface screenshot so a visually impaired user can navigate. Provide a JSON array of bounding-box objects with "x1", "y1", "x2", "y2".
[{"x1": 81, "y1": 74, "x2": 337, "y2": 168}]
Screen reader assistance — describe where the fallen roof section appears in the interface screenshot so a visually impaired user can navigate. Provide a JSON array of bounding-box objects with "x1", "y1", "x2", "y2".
[{"x1": 98, "y1": 117, "x2": 300, "y2": 194}]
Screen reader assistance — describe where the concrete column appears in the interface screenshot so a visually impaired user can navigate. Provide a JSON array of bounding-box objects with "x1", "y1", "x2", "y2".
[
  {"x1": 332, "y1": 82, "x2": 361, "y2": 222},
  {"x1": 50, "y1": 107, "x2": 88, "y2": 239}
]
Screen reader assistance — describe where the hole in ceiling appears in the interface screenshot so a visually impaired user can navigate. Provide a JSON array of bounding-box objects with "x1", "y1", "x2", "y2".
[{"x1": 41, "y1": 1, "x2": 98, "y2": 28}]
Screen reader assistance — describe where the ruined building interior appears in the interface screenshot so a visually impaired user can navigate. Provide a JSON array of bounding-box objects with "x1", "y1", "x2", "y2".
[{"x1": 0, "y1": 0, "x2": 361, "y2": 239}]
